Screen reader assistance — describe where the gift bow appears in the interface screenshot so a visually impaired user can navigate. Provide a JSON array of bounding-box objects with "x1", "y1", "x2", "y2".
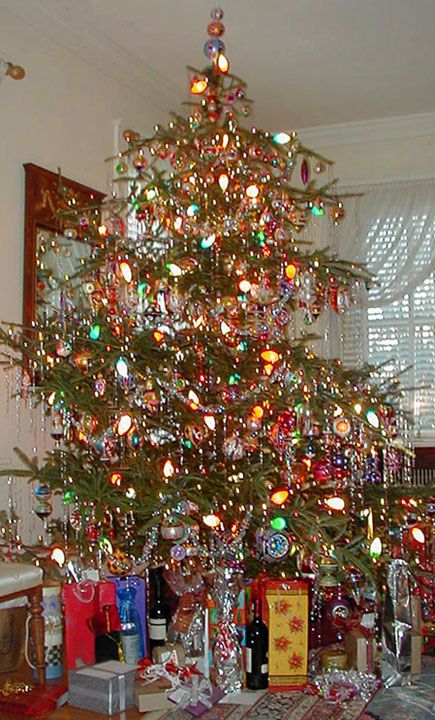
[
  {"x1": 169, "y1": 674, "x2": 213, "y2": 710},
  {"x1": 137, "y1": 659, "x2": 213, "y2": 709}
]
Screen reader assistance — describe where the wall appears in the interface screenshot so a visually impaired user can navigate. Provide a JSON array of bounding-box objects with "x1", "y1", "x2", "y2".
[
  {"x1": 0, "y1": 8, "x2": 160, "y2": 542},
  {"x1": 300, "y1": 113, "x2": 435, "y2": 187}
]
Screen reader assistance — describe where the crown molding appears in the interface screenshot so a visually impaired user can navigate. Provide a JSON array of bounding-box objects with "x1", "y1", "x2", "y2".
[{"x1": 300, "y1": 112, "x2": 435, "y2": 148}]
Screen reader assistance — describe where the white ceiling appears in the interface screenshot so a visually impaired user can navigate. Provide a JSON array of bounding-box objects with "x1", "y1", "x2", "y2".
[{"x1": 3, "y1": 0, "x2": 435, "y2": 130}]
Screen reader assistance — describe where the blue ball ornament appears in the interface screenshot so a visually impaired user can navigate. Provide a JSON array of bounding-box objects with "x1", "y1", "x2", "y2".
[{"x1": 203, "y1": 38, "x2": 225, "y2": 59}]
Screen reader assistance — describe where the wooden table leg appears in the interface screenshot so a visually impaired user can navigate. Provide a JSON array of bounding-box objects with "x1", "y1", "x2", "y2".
[{"x1": 28, "y1": 586, "x2": 45, "y2": 684}]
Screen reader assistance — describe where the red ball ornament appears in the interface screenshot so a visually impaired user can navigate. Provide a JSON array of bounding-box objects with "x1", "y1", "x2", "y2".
[
  {"x1": 312, "y1": 459, "x2": 334, "y2": 484},
  {"x1": 277, "y1": 409, "x2": 297, "y2": 435},
  {"x1": 87, "y1": 522, "x2": 102, "y2": 542}
]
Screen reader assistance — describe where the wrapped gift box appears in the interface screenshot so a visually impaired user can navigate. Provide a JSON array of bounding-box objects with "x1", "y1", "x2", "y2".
[
  {"x1": 152, "y1": 641, "x2": 186, "y2": 666},
  {"x1": 411, "y1": 595, "x2": 422, "y2": 632},
  {"x1": 261, "y1": 579, "x2": 309, "y2": 690},
  {"x1": 68, "y1": 660, "x2": 136, "y2": 714},
  {"x1": 135, "y1": 678, "x2": 173, "y2": 712},
  {"x1": 345, "y1": 627, "x2": 376, "y2": 673},
  {"x1": 411, "y1": 631, "x2": 422, "y2": 675},
  {"x1": 320, "y1": 646, "x2": 348, "y2": 670},
  {"x1": 0, "y1": 683, "x2": 67, "y2": 718}
]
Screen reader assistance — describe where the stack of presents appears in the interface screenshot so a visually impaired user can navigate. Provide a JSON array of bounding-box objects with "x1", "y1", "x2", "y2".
[{"x1": 0, "y1": 571, "x2": 432, "y2": 717}]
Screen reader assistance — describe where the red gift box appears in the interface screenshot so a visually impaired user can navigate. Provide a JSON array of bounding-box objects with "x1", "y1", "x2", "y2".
[
  {"x1": 62, "y1": 580, "x2": 117, "y2": 669},
  {"x1": 0, "y1": 683, "x2": 67, "y2": 718}
]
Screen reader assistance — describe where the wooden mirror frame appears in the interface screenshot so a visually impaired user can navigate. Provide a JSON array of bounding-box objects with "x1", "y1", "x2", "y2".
[{"x1": 23, "y1": 163, "x2": 105, "y2": 330}]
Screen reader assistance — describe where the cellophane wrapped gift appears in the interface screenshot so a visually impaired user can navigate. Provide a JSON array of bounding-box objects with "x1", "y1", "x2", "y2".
[
  {"x1": 381, "y1": 559, "x2": 414, "y2": 686},
  {"x1": 68, "y1": 660, "x2": 136, "y2": 714},
  {"x1": 107, "y1": 575, "x2": 146, "y2": 658},
  {"x1": 164, "y1": 561, "x2": 206, "y2": 666}
]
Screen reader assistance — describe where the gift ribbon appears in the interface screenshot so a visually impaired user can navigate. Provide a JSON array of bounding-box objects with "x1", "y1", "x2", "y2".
[
  {"x1": 168, "y1": 674, "x2": 213, "y2": 710},
  {"x1": 138, "y1": 659, "x2": 213, "y2": 710}
]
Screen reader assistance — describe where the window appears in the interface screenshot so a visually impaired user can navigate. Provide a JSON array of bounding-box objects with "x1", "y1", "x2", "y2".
[{"x1": 364, "y1": 215, "x2": 435, "y2": 441}]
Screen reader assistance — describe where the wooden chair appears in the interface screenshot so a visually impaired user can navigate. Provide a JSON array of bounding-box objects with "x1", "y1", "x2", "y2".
[{"x1": 0, "y1": 562, "x2": 45, "y2": 683}]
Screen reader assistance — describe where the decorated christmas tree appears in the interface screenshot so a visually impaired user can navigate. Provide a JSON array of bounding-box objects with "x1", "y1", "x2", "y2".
[{"x1": 1, "y1": 9, "x2": 425, "y2": 589}]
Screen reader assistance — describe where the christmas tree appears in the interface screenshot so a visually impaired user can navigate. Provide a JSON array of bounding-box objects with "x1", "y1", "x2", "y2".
[{"x1": 1, "y1": 9, "x2": 423, "y2": 584}]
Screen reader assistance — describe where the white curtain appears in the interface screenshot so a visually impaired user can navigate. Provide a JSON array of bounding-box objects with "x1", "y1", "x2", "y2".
[
  {"x1": 338, "y1": 179, "x2": 435, "y2": 303},
  {"x1": 335, "y1": 179, "x2": 435, "y2": 365}
]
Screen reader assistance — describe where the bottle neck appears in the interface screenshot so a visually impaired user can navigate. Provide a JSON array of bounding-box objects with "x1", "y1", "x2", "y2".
[{"x1": 253, "y1": 597, "x2": 261, "y2": 620}]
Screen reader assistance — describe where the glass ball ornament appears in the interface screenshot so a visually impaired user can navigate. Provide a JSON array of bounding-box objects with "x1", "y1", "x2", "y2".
[
  {"x1": 207, "y1": 20, "x2": 225, "y2": 36},
  {"x1": 264, "y1": 529, "x2": 290, "y2": 560},
  {"x1": 210, "y1": 7, "x2": 224, "y2": 19},
  {"x1": 204, "y1": 38, "x2": 225, "y2": 59},
  {"x1": 34, "y1": 484, "x2": 52, "y2": 501},
  {"x1": 170, "y1": 544, "x2": 187, "y2": 561},
  {"x1": 70, "y1": 508, "x2": 82, "y2": 531},
  {"x1": 160, "y1": 520, "x2": 186, "y2": 541},
  {"x1": 55, "y1": 340, "x2": 72, "y2": 358},
  {"x1": 223, "y1": 434, "x2": 244, "y2": 460},
  {"x1": 34, "y1": 501, "x2": 53, "y2": 520},
  {"x1": 87, "y1": 522, "x2": 102, "y2": 542},
  {"x1": 312, "y1": 459, "x2": 334, "y2": 484}
]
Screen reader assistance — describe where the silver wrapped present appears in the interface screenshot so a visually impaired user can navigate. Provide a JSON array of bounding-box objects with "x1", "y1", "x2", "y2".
[{"x1": 68, "y1": 660, "x2": 136, "y2": 714}]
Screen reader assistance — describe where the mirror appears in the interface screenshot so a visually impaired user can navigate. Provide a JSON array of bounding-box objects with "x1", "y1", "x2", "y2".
[{"x1": 23, "y1": 163, "x2": 105, "y2": 329}]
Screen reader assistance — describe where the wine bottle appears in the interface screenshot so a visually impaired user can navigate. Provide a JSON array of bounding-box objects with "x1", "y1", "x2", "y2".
[
  {"x1": 148, "y1": 567, "x2": 168, "y2": 656},
  {"x1": 246, "y1": 597, "x2": 268, "y2": 689}
]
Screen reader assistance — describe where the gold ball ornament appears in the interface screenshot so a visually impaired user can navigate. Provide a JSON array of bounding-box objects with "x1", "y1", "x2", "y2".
[
  {"x1": 73, "y1": 350, "x2": 91, "y2": 371},
  {"x1": 329, "y1": 203, "x2": 345, "y2": 224},
  {"x1": 106, "y1": 548, "x2": 133, "y2": 577},
  {"x1": 184, "y1": 423, "x2": 206, "y2": 447},
  {"x1": 6, "y1": 63, "x2": 25, "y2": 80}
]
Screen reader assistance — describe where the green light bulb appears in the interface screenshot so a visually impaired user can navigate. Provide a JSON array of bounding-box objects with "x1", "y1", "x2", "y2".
[
  {"x1": 138, "y1": 281, "x2": 148, "y2": 297},
  {"x1": 89, "y1": 324, "x2": 101, "y2": 340},
  {"x1": 228, "y1": 373, "x2": 241, "y2": 386},
  {"x1": 271, "y1": 516, "x2": 287, "y2": 530}
]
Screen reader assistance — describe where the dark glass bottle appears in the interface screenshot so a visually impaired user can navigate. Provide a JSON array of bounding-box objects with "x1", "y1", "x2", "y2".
[
  {"x1": 147, "y1": 567, "x2": 168, "y2": 657},
  {"x1": 246, "y1": 597, "x2": 268, "y2": 689}
]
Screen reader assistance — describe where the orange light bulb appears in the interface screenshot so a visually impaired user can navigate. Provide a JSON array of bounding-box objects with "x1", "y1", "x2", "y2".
[
  {"x1": 285, "y1": 263, "x2": 297, "y2": 280},
  {"x1": 411, "y1": 527, "x2": 425, "y2": 544},
  {"x1": 190, "y1": 76, "x2": 208, "y2": 94},
  {"x1": 261, "y1": 349, "x2": 279, "y2": 364},
  {"x1": 117, "y1": 414, "x2": 132, "y2": 436},
  {"x1": 110, "y1": 472, "x2": 123, "y2": 487},
  {"x1": 119, "y1": 261, "x2": 132, "y2": 283},
  {"x1": 216, "y1": 53, "x2": 230, "y2": 73},
  {"x1": 270, "y1": 488, "x2": 289, "y2": 506},
  {"x1": 324, "y1": 496, "x2": 345, "y2": 511},
  {"x1": 163, "y1": 458, "x2": 175, "y2": 478},
  {"x1": 252, "y1": 405, "x2": 264, "y2": 420},
  {"x1": 218, "y1": 173, "x2": 229, "y2": 192},
  {"x1": 203, "y1": 513, "x2": 221, "y2": 528},
  {"x1": 238, "y1": 279, "x2": 251, "y2": 293}
]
